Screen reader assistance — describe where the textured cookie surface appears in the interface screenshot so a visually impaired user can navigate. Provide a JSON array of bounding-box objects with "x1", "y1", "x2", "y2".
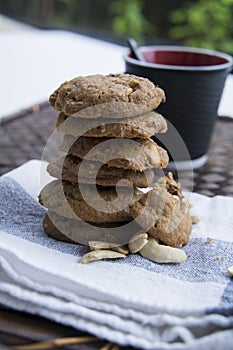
[
  {"x1": 39, "y1": 180, "x2": 142, "y2": 223},
  {"x1": 47, "y1": 155, "x2": 154, "y2": 188},
  {"x1": 59, "y1": 135, "x2": 169, "y2": 171},
  {"x1": 130, "y1": 173, "x2": 192, "y2": 247},
  {"x1": 49, "y1": 74, "x2": 165, "y2": 118},
  {"x1": 56, "y1": 111, "x2": 167, "y2": 138},
  {"x1": 43, "y1": 211, "x2": 135, "y2": 246}
]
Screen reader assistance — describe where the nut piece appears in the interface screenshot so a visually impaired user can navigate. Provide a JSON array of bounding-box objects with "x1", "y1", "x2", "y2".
[
  {"x1": 88, "y1": 241, "x2": 129, "y2": 254},
  {"x1": 172, "y1": 195, "x2": 180, "y2": 201},
  {"x1": 140, "y1": 237, "x2": 187, "y2": 263},
  {"x1": 128, "y1": 233, "x2": 148, "y2": 253},
  {"x1": 227, "y1": 265, "x2": 233, "y2": 276},
  {"x1": 80, "y1": 249, "x2": 126, "y2": 264},
  {"x1": 89, "y1": 240, "x2": 117, "y2": 250},
  {"x1": 113, "y1": 246, "x2": 129, "y2": 255}
]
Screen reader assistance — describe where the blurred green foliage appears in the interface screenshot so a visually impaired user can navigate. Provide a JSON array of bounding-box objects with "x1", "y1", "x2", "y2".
[
  {"x1": 58, "y1": 0, "x2": 78, "y2": 23},
  {"x1": 169, "y1": 0, "x2": 233, "y2": 54},
  {"x1": 0, "y1": 0, "x2": 189, "y2": 44},
  {"x1": 109, "y1": 0, "x2": 153, "y2": 43}
]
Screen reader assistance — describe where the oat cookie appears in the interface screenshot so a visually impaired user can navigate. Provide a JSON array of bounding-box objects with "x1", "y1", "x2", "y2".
[
  {"x1": 49, "y1": 74, "x2": 165, "y2": 118},
  {"x1": 47, "y1": 155, "x2": 154, "y2": 188},
  {"x1": 43, "y1": 211, "x2": 134, "y2": 245},
  {"x1": 56, "y1": 111, "x2": 167, "y2": 138},
  {"x1": 59, "y1": 135, "x2": 169, "y2": 171},
  {"x1": 130, "y1": 173, "x2": 192, "y2": 247},
  {"x1": 39, "y1": 180, "x2": 142, "y2": 223}
]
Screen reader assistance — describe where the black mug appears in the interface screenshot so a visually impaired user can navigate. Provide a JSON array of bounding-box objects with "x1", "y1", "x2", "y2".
[{"x1": 124, "y1": 46, "x2": 232, "y2": 166}]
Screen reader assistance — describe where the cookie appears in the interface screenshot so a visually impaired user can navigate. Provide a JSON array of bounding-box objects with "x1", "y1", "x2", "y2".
[
  {"x1": 43, "y1": 211, "x2": 141, "y2": 246},
  {"x1": 129, "y1": 173, "x2": 192, "y2": 247},
  {"x1": 47, "y1": 155, "x2": 154, "y2": 188},
  {"x1": 49, "y1": 74, "x2": 165, "y2": 118},
  {"x1": 59, "y1": 135, "x2": 169, "y2": 171},
  {"x1": 56, "y1": 111, "x2": 167, "y2": 138},
  {"x1": 39, "y1": 180, "x2": 143, "y2": 223}
]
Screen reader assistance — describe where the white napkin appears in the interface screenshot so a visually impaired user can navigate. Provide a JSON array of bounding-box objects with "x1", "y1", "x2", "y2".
[
  {"x1": 218, "y1": 74, "x2": 233, "y2": 118},
  {"x1": 0, "y1": 160, "x2": 233, "y2": 350}
]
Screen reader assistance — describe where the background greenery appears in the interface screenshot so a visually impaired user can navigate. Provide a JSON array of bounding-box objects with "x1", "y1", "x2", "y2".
[
  {"x1": 169, "y1": 0, "x2": 233, "y2": 55},
  {"x1": 1, "y1": 0, "x2": 233, "y2": 54},
  {"x1": 0, "y1": 0, "x2": 186, "y2": 44}
]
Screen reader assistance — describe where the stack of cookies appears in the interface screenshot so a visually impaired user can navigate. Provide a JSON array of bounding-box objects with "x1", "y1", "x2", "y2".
[{"x1": 39, "y1": 74, "x2": 192, "y2": 260}]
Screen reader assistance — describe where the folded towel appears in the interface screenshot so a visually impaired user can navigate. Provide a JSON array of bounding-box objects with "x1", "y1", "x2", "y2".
[{"x1": 0, "y1": 160, "x2": 233, "y2": 349}]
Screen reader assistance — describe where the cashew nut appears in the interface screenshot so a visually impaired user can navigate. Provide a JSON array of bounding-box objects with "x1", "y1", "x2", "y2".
[
  {"x1": 88, "y1": 241, "x2": 129, "y2": 255},
  {"x1": 140, "y1": 237, "x2": 187, "y2": 263},
  {"x1": 227, "y1": 265, "x2": 233, "y2": 276},
  {"x1": 80, "y1": 249, "x2": 126, "y2": 264},
  {"x1": 128, "y1": 233, "x2": 148, "y2": 253},
  {"x1": 89, "y1": 240, "x2": 117, "y2": 250},
  {"x1": 113, "y1": 246, "x2": 129, "y2": 255}
]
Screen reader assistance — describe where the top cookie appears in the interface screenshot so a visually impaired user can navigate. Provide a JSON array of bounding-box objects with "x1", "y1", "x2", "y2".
[{"x1": 49, "y1": 74, "x2": 165, "y2": 118}]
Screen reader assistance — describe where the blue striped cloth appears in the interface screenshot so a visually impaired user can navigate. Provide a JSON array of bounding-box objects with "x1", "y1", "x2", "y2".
[{"x1": 0, "y1": 172, "x2": 233, "y2": 349}]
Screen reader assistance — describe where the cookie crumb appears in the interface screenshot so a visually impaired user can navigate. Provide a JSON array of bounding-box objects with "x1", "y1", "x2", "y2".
[
  {"x1": 32, "y1": 104, "x2": 40, "y2": 112},
  {"x1": 207, "y1": 237, "x2": 212, "y2": 243},
  {"x1": 191, "y1": 215, "x2": 200, "y2": 224}
]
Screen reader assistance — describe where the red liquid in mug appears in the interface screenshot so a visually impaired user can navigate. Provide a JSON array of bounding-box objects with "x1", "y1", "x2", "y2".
[{"x1": 141, "y1": 50, "x2": 228, "y2": 67}]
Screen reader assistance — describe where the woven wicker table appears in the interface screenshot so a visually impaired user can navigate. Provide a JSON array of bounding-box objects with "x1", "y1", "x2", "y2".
[{"x1": 0, "y1": 104, "x2": 232, "y2": 349}]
